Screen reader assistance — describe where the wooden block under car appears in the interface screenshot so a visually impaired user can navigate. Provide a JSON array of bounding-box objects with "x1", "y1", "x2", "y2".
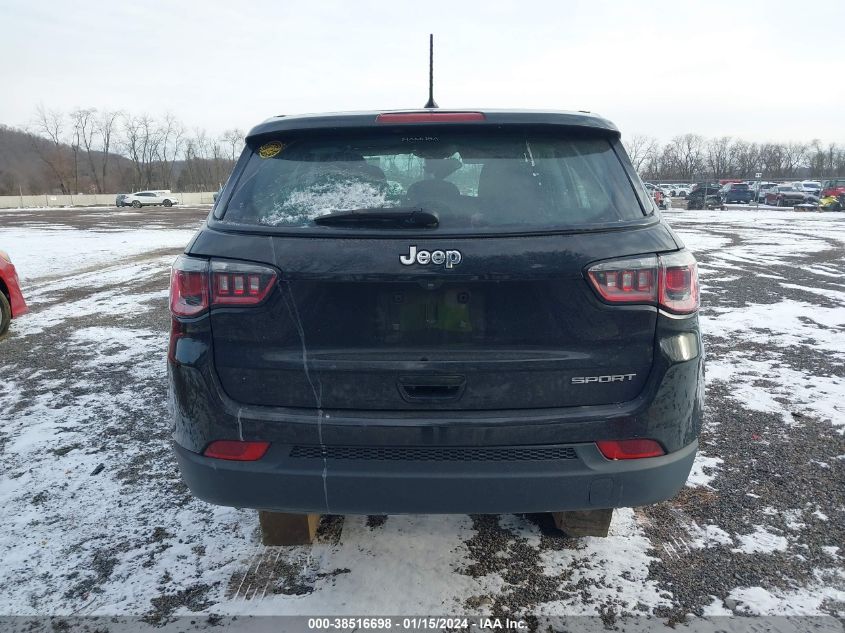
[
  {"x1": 259, "y1": 511, "x2": 320, "y2": 545},
  {"x1": 551, "y1": 509, "x2": 613, "y2": 537}
]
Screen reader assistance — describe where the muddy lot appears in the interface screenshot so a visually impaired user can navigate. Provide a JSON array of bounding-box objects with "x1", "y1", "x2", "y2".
[{"x1": 0, "y1": 205, "x2": 843, "y2": 625}]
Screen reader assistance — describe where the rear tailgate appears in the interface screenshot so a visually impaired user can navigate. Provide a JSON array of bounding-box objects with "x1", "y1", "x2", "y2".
[
  {"x1": 195, "y1": 227, "x2": 677, "y2": 410},
  {"x1": 196, "y1": 119, "x2": 675, "y2": 412}
]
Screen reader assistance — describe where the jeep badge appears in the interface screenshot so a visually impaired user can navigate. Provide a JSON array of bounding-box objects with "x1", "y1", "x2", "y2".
[{"x1": 400, "y1": 246, "x2": 462, "y2": 269}]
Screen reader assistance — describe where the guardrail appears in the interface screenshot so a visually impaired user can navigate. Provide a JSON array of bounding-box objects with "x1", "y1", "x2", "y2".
[{"x1": 0, "y1": 192, "x2": 217, "y2": 209}]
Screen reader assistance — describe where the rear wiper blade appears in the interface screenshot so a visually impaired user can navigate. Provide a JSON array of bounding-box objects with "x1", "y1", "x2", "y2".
[{"x1": 314, "y1": 207, "x2": 439, "y2": 228}]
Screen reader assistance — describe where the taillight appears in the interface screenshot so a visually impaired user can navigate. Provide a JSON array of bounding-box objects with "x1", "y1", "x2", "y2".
[
  {"x1": 170, "y1": 255, "x2": 209, "y2": 317},
  {"x1": 586, "y1": 250, "x2": 699, "y2": 314},
  {"x1": 169, "y1": 256, "x2": 278, "y2": 317},
  {"x1": 596, "y1": 439, "x2": 665, "y2": 460},
  {"x1": 210, "y1": 260, "x2": 277, "y2": 305},
  {"x1": 658, "y1": 250, "x2": 699, "y2": 314},
  {"x1": 376, "y1": 112, "x2": 486, "y2": 124},
  {"x1": 587, "y1": 255, "x2": 657, "y2": 303},
  {"x1": 204, "y1": 440, "x2": 270, "y2": 461}
]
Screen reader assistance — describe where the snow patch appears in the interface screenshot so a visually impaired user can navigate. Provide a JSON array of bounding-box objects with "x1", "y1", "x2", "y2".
[
  {"x1": 731, "y1": 526, "x2": 788, "y2": 554},
  {"x1": 686, "y1": 453, "x2": 723, "y2": 489}
]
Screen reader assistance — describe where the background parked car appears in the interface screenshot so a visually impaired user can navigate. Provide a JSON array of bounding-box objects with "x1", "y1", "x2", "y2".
[
  {"x1": 821, "y1": 179, "x2": 845, "y2": 205},
  {"x1": 644, "y1": 182, "x2": 670, "y2": 209},
  {"x1": 0, "y1": 249, "x2": 28, "y2": 339},
  {"x1": 719, "y1": 182, "x2": 753, "y2": 204},
  {"x1": 122, "y1": 191, "x2": 180, "y2": 208},
  {"x1": 793, "y1": 181, "x2": 821, "y2": 197},
  {"x1": 674, "y1": 184, "x2": 691, "y2": 198},
  {"x1": 753, "y1": 182, "x2": 779, "y2": 203},
  {"x1": 115, "y1": 193, "x2": 129, "y2": 207},
  {"x1": 686, "y1": 184, "x2": 724, "y2": 210},
  {"x1": 764, "y1": 185, "x2": 805, "y2": 207}
]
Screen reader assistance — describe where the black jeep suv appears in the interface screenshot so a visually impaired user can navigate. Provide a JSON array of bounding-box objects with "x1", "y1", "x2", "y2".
[{"x1": 169, "y1": 110, "x2": 703, "y2": 520}]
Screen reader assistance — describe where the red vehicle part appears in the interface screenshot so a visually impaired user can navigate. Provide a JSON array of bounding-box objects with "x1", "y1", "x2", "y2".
[
  {"x1": 821, "y1": 182, "x2": 845, "y2": 199},
  {"x1": 0, "y1": 252, "x2": 29, "y2": 318}
]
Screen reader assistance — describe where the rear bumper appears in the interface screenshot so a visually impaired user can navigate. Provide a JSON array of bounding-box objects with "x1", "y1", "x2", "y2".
[
  {"x1": 169, "y1": 308, "x2": 703, "y2": 514},
  {"x1": 173, "y1": 439, "x2": 697, "y2": 514}
]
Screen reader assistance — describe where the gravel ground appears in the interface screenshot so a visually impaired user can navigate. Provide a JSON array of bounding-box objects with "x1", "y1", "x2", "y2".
[{"x1": 0, "y1": 205, "x2": 842, "y2": 627}]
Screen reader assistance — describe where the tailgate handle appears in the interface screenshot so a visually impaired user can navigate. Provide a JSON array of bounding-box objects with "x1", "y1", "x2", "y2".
[{"x1": 398, "y1": 375, "x2": 466, "y2": 403}]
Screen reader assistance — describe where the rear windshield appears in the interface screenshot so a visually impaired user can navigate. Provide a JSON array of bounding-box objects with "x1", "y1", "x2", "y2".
[
  {"x1": 218, "y1": 130, "x2": 645, "y2": 233},
  {"x1": 730, "y1": 183, "x2": 749, "y2": 190}
]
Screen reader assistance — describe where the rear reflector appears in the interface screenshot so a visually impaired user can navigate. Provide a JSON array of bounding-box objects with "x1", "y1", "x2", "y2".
[
  {"x1": 376, "y1": 112, "x2": 486, "y2": 124},
  {"x1": 596, "y1": 439, "x2": 665, "y2": 460},
  {"x1": 204, "y1": 440, "x2": 270, "y2": 461}
]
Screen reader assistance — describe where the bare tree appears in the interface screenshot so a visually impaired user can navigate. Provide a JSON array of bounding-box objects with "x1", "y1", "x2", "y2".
[
  {"x1": 759, "y1": 143, "x2": 785, "y2": 179},
  {"x1": 122, "y1": 113, "x2": 165, "y2": 189},
  {"x1": 221, "y1": 128, "x2": 245, "y2": 163},
  {"x1": 157, "y1": 113, "x2": 185, "y2": 188},
  {"x1": 828, "y1": 143, "x2": 844, "y2": 175},
  {"x1": 665, "y1": 134, "x2": 705, "y2": 181},
  {"x1": 30, "y1": 104, "x2": 71, "y2": 193},
  {"x1": 97, "y1": 110, "x2": 121, "y2": 192},
  {"x1": 706, "y1": 136, "x2": 733, "y2": 179},
  {"x1": 623, "y1": 134, "x2": 658, "y2": 174},
  {"x1": 782, "y1": 141, "x2": 808, "y2": 177},
  {"x1": 730, "y1": 140, "x2": 760, "y2": 179},
  {"x1": 71, "y1": 107, "x2": 100, "y2": 192}
]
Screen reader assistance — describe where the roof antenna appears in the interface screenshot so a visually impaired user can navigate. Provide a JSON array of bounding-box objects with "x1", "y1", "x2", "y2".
[{"x1": 423, "y1": 34, "x2": 438, "y2": 109}]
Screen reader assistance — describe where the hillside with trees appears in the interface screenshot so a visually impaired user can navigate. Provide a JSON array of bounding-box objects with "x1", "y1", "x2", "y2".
[{"x1": 0, "y1": 106, "x2": 244, "y2": 195}]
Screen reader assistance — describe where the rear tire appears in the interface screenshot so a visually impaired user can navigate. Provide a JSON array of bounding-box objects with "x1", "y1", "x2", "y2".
[
  {"x1": 132, "y1": 200, "x2": 141, "y2": 208},
  {"x1": 0, "y1": 291, "x2": 11, "y2": 340},
  {"x1": 551, "y1": 509, "x2": 613, "y2": 537}
]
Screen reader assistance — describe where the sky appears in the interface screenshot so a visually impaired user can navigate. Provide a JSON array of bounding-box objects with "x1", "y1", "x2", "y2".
[{"x1": 1, "y1": 0, "x2": 844, "y2": 143}]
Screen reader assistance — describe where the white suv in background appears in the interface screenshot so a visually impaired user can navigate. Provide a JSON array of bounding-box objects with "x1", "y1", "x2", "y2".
[
  {"x1": 658, "y1": 184, "x2": 691, "y2": 198},
  {"x1": 123, "y1": 190, "x2": 180, "y2": 208},
  {"x1": 793, "y1": 181, "x2": 821, "y2": 197}
]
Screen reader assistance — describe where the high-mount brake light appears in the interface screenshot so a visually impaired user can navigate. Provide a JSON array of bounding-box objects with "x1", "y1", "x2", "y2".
[
  {"x1": 376, "y1": 112, "x2": 486, "y2": 124},
  {"x1": 586, "y1": 250, "x2": 699, "y2": 314},
  {"x1": 204, "y1": 440, "x2": 270, "y2": 461},
  {"x1": 169, "y1": 256, "x2": 278, "y2": 318},
  {"x1": 596, "y1": 439, "x2": 665, "y2": 460}
]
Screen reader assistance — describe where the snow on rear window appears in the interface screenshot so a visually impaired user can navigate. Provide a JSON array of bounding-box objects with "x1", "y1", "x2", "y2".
[{"x1": 255, "y1": 175, "x2": 401, "y2": 226}]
